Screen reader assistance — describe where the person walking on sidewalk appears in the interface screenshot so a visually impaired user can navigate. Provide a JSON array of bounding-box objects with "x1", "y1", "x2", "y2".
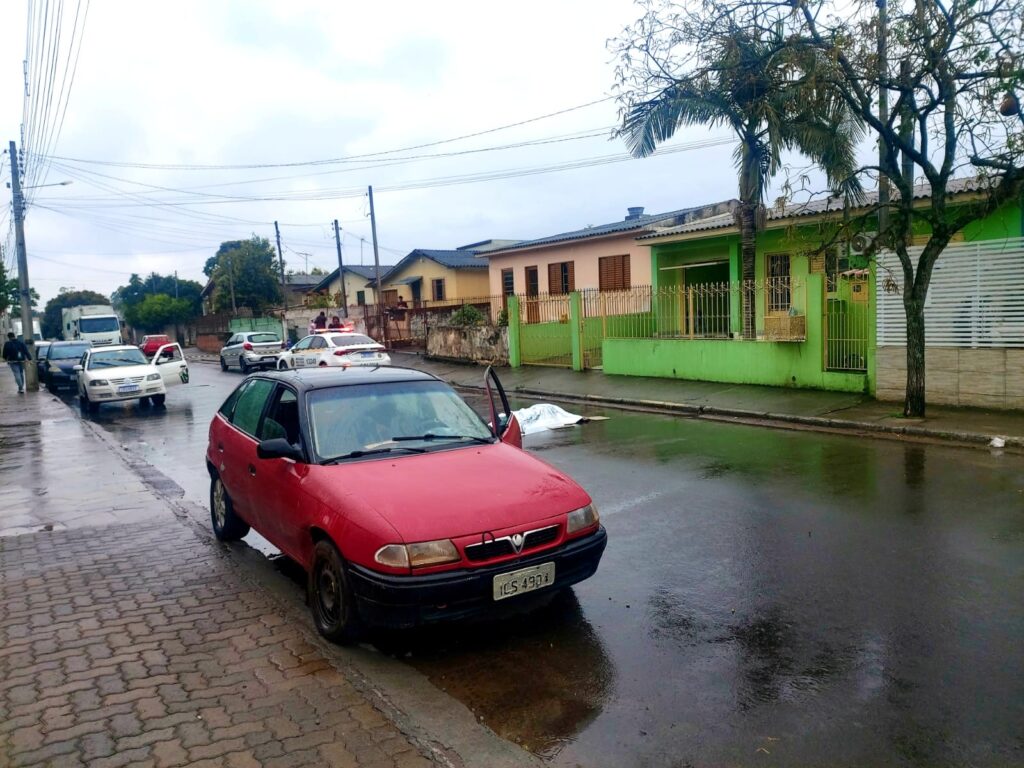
[{"x1": 2, "y1": 332, "x2": 31, "y2": 394}]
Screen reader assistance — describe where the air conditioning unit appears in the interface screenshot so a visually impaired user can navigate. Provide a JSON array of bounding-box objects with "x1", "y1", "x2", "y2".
[{"x1": 848, "y1": 231, "x2": 878, "y2": 258}]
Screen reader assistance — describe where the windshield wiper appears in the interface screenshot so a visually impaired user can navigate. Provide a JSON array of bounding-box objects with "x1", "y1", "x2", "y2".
[
  {"x1": 321, "y1": 445, "x2": 427, "y2": 464},
  {"x1": 392, "y1": 433, "x2": 492, "y2": 445}
]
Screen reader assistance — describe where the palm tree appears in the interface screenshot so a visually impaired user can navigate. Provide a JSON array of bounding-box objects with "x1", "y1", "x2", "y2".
[{"x1": 618, "y1": 24, "x2": 862, "y2": 338}]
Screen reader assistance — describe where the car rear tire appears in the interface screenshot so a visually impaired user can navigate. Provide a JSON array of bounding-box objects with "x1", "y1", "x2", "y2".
[
  {"x1": 210, "y1": 476, "x2": 250, "y2": 542},
  {"x1": 309, "y1": 539, "x2": 360, "y2": 644},
  {"x1": 220, "y1": 356, "x2": 228, "y2": 372},
  {"x1": 151, "y1": 393, "x2": 166, "y2": 407},
  {"x1": 239, "y1": 358, "x2": 250, "y2": 374}
]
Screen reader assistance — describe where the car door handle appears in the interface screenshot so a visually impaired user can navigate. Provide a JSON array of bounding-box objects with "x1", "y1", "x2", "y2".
[{"x1": 248, "y1": 464, "x2": 257, "y2": 477}]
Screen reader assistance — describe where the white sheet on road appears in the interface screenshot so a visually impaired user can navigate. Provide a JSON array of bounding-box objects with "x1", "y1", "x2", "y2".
[{"x1": 513, "y1": 403, "x2": 585, "y2": 435}]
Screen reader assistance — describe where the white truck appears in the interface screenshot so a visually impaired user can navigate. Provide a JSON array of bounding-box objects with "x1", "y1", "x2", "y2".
[
  {"x1": 0, "y1": 314, "x2": 42, "y2": 341},
  {"x1": 61, "y1": 305, "x2": 123, "y2": 346}
]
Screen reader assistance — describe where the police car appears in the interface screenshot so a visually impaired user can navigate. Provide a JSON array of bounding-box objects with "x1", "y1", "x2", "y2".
[{"x1": 278, "y1": 330, "x2": 390, "y2": 369}]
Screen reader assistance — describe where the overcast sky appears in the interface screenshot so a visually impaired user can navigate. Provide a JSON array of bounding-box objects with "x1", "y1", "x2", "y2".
[{"x1": 1, "y1": 0, "x2": 747, "y2": 305}]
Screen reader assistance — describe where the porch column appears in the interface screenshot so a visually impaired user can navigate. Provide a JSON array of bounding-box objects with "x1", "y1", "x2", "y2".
[{"x1": 728, "y1": 241, "x2": 742, "y2": 337}]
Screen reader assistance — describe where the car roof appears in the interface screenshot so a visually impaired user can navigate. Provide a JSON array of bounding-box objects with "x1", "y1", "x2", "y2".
[
  {"x1": 48, "y1": 340, "x2": 91, "y2": 347},
  {"x1": 251, "y1": 365, "x2": 440, "y2": 393}
]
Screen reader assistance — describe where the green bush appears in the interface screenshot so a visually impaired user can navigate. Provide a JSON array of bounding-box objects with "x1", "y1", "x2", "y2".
[
  {"x1": 448, "y1": 304, "x2": 485, "y2": 327},
  {"x1": 496, "y1": 308, "x2": 509, "y2": 327}
]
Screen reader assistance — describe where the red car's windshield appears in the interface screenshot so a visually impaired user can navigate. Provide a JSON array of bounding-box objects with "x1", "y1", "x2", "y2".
[{"x1": 307, "y1": 381, "x2": 493, "y2": 462}]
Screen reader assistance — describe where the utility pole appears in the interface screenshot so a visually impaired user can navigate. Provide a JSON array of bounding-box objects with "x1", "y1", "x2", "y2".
[
  {"x1": 876, "y1": 0, "x2": 890, "y2": 237},
  {"x1": 367, "y1": 186, "x2": 385, "y2": 345},
  {"x1": 226, "y1": 255, "x2": 237, "y2": 314},
  {"x1": 8, "y1": 141, "x2": 38, "y2": 391},
  {"x1": 273, "y1": 221, "x2": 289, "y2": 344},
  {"x1": 333, "y1": 219, "x2": 348, "y2": 318},
  {"x1": 174, "y1": 270, "x2": 179, "y2": 298}
]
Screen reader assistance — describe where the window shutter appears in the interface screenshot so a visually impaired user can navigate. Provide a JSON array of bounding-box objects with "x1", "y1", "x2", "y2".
[
  {"x1": 566, "y1": 261, "x2": 575, "y2": 292},
  {"x1": 548, "y1": 263, "x2": 561, "y2": 294}
]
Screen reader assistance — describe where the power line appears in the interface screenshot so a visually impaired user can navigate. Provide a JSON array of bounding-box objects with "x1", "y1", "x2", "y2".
[{"x1": 41, "y1": 96, "x2": 617, "y2": 170}]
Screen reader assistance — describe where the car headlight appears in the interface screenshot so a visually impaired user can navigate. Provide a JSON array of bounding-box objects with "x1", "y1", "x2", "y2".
[
  {"x1": 89, "y1": 379, "x2": 109, "y2": 387},
  {"x1": 374, "y1": 538, "x2": 460, "y2": 569},
  {"x1": 146, "y1": 373, "x2": 161, "y2": 381},
  {"x1": 566, "y1": 503, "x2": 599, "y2": 534}
]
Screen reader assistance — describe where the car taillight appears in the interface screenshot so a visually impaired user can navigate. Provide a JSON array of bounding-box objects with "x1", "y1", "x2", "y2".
[
  {"x1": 242, "y1": 342, "x2": 253, "y2": 350},
  {"x1": 333, "y1": 350, "x2": 349, "y2": 356}
]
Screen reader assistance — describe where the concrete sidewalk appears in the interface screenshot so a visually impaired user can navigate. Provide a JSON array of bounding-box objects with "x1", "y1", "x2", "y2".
[{"x1": 391, "y1": 352, "x2": 1024, "y2": 449}]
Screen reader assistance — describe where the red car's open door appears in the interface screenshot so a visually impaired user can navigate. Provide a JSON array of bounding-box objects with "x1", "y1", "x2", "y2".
[{"x1": 484, "y1": 366, "x2": 521, "y2": 448}]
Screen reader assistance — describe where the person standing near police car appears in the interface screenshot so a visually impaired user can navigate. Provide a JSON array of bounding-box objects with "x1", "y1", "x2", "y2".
[{"x1": 2, "y1": 332, "x2": 31, "y2": 394}]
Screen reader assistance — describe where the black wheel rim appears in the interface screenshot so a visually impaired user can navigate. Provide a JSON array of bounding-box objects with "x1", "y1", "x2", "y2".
[{"x1": 314, "y1": 557, "x2": 342, "y2": 627}]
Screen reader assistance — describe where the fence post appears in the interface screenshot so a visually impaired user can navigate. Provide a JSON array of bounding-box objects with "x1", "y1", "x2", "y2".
[
  {"x1": 687, "y1": 286, "x2": 695, "y2": 339},
  {"x1": 570, "y1": 291, "x2": 583, "y2": 372},
  {"x1": 507, "y1": 295, "x2": 522, "y2": 368}
]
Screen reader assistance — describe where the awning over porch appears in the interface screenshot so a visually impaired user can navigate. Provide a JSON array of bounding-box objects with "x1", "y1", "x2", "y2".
[{"x1": 394, "y1": 276, "x2": 422, "y2": 286}]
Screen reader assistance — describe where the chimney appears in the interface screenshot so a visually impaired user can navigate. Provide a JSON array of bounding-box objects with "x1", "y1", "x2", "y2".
[{"x1": 625, "y1": 206, "x2": 645, "y2": 221}]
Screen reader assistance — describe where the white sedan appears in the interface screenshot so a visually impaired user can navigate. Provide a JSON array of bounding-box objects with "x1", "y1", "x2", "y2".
[
  {"x1": 277, "y1": 331, "x2": 390, "y2": 370},
  {"x1": 76, "y1": 343, "x2": 189, "y2": 413}
]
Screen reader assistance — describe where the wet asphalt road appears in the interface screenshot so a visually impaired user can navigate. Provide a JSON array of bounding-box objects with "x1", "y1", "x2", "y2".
[{"x1": 67, "y1": 364, "x2": 1024, "y2": 767}]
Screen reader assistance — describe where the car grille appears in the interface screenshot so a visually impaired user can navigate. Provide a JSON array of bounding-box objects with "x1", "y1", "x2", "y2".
[
  {"x1": 464, "y1": 524, "x2": 560, "y2": 562},
  {"x1": 108, "y1": 375, "x2": 146, "y2": 385}
]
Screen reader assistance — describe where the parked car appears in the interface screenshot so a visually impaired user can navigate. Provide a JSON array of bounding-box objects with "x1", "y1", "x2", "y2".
[
  {"x1": 277, "y1": 331, "x2": 390, "y2": 370},
  {"x1": 41, "y1": 341, "x2": 93, "y2": 391},
  {"x1": 206, "y1": 366, "x2": 606, "y2": 643},
  {"x1": 138, "y1": 334, "x2": 171, "y2": 358},
  {"x1": 76, "y1": 343, "x2": 189, "y2": 413},
  {"x1": 220, "y1": 332, "x2": 283, "y2": 373}
]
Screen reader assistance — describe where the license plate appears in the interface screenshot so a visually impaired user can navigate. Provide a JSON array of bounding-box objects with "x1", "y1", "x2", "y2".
[
  {"x1": 492, "y1": 562, "x2": 555, "y2": 601},
  {"x1": 360, "y1": 352, "x2": 375, "y2": 358},
  {"x1": 117, "y1": 384, "x2": 141, "y2": 394}
]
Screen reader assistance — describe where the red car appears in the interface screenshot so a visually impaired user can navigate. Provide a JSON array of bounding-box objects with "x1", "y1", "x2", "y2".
[
  {"x1": 206, "y1": 366, "x2": 606, "y2": 642},
  {"x1": 139, "y1": 334, "x2": 171, "y2": 357}
]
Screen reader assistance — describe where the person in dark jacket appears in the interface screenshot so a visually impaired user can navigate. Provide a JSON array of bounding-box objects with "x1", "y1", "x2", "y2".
[{"x1": 2, "y1": 332, "x2": 31, "y2": 394}]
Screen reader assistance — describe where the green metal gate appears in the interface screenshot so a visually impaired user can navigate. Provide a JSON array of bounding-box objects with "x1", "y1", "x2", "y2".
[
  {"x1": 518, "y1": 293, "x2": 573, "y2": 367},
  {"x1": 824, "y1": 273, "x2": 870, "y2": 372}
]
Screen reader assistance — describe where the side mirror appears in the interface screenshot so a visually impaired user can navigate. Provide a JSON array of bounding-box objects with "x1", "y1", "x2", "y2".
[
  {"x1": 257, "y1": 438, "x2": 303, "y2": 462},
  {"x1": 73, "y1": 365, "x2": 83, "y2": 372}
]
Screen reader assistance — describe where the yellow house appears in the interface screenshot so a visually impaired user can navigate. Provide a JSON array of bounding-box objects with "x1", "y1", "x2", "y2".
[
  {"x1": 310, "y1": 265, "x2": 389, "y2": 308},
  {"x1": 374, "y1": 248, "x2": 494, "y2": 306}
]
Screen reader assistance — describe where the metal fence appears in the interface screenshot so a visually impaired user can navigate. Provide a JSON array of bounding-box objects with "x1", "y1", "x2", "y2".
[
  {"x1": 517, "y1": 293, "x2": 573, "y2": 366},
  {"x1": 378, "y1": 295, "x2": 506, "y2": 348},
  {"x1": 602, "y1": 279, "x2": 806, "y2": 341}
]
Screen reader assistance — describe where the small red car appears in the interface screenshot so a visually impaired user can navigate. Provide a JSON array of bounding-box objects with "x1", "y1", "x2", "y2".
[
  {"x1": 139, "y1": 334, "x2": 171, "y2": 357},
  {"x1": 206, "y1": 366, "x2": 606, "y2": 642}
]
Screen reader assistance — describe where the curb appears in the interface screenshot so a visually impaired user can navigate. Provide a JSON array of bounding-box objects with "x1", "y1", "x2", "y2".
[{"x1": 451, "y1": 381, "x2": 1021, "y2": 452}]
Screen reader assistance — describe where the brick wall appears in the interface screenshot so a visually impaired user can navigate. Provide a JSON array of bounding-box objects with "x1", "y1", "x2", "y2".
[
  {"x1": 877, "y1": 346, "x2": 1024, "y2": 410},
  {"x1": 195, "y1": 333, "x2": 224, "y2": 354}
]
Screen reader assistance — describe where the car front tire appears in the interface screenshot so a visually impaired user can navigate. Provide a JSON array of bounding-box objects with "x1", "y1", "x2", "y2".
[
  {"x1": 210, "y1": 476, "x2": 250, "y2": 542},
  {"x1": 278, "y1": 359, "x2": 289, "y2": 371},
  {"x1": 151, "y1": 393, "x2": 166, "y2": 407},
  {"x1": 309, "y1": 539, "x2": 360, "y2": 644}
]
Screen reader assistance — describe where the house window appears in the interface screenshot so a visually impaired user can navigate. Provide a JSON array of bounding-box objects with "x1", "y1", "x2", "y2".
[
  {"x1": 356, "y1": 290, "x2": 366, "y2": 306},
  {"x1": 599, "y1": 255, "x2": 631, "y2": 291},
  {"x1": 766, "y1": 253, "x2": 791, "y2": 313},
  {"x1": 824, "y1": 248, "x2": 849, "y2": 293},
  {"x1": 501, "y1": 268, "x2": 514, "y2": 296},
  {"x1": 431, "y1": 278, "x2": 446, "y2": 301},
  {"x1": 548, "y1": 261, "x2": 575, "y2": 294},
  {"x1": 381, "y1": 289, "x2": 398, "y2": 307}
]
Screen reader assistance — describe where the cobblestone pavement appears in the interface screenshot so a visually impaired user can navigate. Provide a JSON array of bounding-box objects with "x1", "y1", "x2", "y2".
[{"x1": 0, "y1": 517, "x2": 435, "y2": 768}]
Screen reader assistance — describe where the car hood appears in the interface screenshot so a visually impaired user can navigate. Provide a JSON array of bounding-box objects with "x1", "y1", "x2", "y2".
[
  {"x1": 318, "y1": 442, "x2": 590, "y2": 542},
  {"x1": 47, "y1": 360, "x2": 81, "y2": 372}
]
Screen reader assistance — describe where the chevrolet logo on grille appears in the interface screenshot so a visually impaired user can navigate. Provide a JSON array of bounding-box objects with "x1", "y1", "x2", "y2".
[{"x1": 510, "y1": 533, "x2": 525, "y2": 553}]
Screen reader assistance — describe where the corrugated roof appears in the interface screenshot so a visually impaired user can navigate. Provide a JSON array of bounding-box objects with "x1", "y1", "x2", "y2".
[
  {"x1": 487, "y1": 202, "x2": 738, "y2": 253},
  {"x1": 639, "y1": 178, "x2": 991, "y2": 240}
]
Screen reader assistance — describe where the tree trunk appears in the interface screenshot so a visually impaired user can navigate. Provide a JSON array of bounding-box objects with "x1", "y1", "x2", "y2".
[
  {"x1": 903, "y1": 297, "x2": 926, "y2": 417},
  {"x1": 740, "y1": 202, "x2": 757, "y2": 339}
]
